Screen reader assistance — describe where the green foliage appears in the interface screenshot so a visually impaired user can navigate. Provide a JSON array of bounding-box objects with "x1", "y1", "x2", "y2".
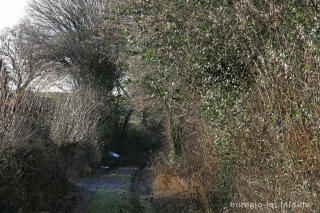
[{"x1": 116, "y1": 0, "x2": 320, "y2": 211}]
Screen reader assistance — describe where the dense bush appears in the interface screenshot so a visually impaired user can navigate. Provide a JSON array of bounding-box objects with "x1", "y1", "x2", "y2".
[
  {"x1": 117, "y1": 0, "x2": 320, "y2": 212},
  {"x1": 51, "y1": 86, "x2": 120, "y2": 178},
  {"x1": 0, "y1": 85, "x2": 121, "y2": 212},
  {"x1": 0, "y1": 0, "x2": 124, "y2": 211},
  {"x1": 0, "y1": 90, "x2": 72, "y2": 212},
  {"x1": 1, "y1": 0, "x2": 320, "y2": 212}
]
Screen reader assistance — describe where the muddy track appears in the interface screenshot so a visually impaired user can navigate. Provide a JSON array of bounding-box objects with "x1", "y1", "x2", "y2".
[
  {"x1": 71, "y1": 167, "x2": 154, "y2": 213},
  {"x1": 131, "y1": 168, "x2": 154, "y2": 213},
  {"x1": 129, "y1": 168, "x2": 144, "y2": 212}
]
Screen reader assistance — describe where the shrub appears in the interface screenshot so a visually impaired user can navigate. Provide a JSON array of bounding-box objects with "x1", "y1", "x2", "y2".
[
  {"x1": 50, "y1": 86, "x2": 119, "y2": 178},
  {"x1": 119, "y1": 0, "x2": 320, "y2": 212},
  {"x1": 0, "y1": 91, "x2": 71, "y2": 212}
]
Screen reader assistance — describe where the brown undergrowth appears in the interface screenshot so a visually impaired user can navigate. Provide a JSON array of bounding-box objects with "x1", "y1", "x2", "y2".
[
  {"x1": 0, "y1": 88, "x2": 120, "y2": 212},
  {"x1": 151, "y1": 116, "x2": 220, "y2": 213}
]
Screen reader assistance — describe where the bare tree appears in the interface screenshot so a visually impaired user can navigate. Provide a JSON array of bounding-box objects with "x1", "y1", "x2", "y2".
[
  {"x1": 0, "y1": 23, "x2": 55, "y2": 94},
  {"x1": 29, "y1": 0, "x2": 124, "y2": 90}
]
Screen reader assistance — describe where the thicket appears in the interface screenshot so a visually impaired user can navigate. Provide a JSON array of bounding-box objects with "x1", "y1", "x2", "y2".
[
  {"x1": 0, "y1": 0, "x2": 125, "y2": 212},
  {"x1": 1, "y1": 0, "x2": 320, "y2": 212},
  {"x1": 117, "y1": 0, "x2": 320, "y2": 212}
]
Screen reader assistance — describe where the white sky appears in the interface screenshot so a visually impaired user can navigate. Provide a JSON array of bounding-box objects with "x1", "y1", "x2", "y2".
[{"x1": 0, "y1": 0, "x2": 31, "y2": 31}]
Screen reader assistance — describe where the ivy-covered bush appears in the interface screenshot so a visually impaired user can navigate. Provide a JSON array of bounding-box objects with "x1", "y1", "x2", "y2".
[{"x1": 116, "y1": 0, "x2": 320, "y2": 211}]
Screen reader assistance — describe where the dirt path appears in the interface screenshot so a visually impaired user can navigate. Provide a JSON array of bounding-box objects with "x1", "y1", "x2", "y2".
[{"x1": 72, "y1": 167, "x2": 154, "y2": 213}]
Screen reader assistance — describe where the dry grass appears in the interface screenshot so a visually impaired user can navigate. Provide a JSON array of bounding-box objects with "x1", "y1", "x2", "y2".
[
  {"x1": 154, "y1": 168, "x2": 192, "y2": 197},
  {"x1": 150, "y1": 114, "x2": 220, "y2": 212}
]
